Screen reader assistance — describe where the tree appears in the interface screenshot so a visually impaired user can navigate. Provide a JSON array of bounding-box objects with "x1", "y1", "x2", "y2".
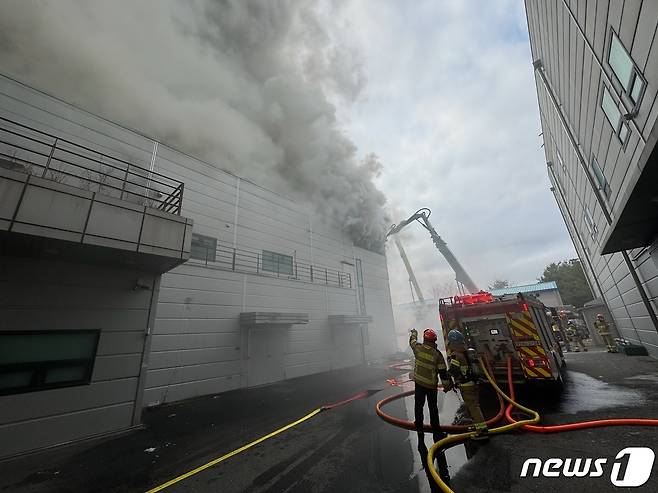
[
  {"x1": 539, "y1": 259, "x2": 593, "y2": 308},
  {"x1": 488, "y1": 279, "x2": 512, "y2": 291}
]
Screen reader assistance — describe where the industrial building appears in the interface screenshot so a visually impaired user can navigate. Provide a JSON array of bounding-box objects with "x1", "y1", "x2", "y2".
[
  {"x1": 525, "y1": 0, "x2": 658, "y2": 358},
  {"x1": 489, "y1": 281, "x2": 564, "y2": 308},
  {"x1": 0, "y1": 74, "x2": 396, "y2": 458}
]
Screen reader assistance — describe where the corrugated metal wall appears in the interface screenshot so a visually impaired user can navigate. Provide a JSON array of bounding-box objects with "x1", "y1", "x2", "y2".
[
  {"x1": 525, "y1": 0, "x2": 658, "y2": 356},
  {"x1": 0, "y1": 74, "x2": 396, "y2": 407},
  {"x1": 145, "y1": 140, "x2": 396, "y2": 404},
  {"x1": 0, "y1": 257, "x2": 155, "y2": 457}
]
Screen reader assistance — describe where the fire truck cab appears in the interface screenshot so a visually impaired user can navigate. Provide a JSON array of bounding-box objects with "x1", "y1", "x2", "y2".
[{"x1": 439, "y1": 291, "x2": 566, "y2": 391}]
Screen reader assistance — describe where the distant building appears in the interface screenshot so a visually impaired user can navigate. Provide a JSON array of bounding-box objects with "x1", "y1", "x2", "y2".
[
  {"x1": 489, "y1": 281, "x2": 563, "y2": 308},
  {"x1": 0, "y1": 74, "x2": 396, "y2": 458},
  {"x1": 525, "y1": 1, "x2": 658, "y2": 358}
]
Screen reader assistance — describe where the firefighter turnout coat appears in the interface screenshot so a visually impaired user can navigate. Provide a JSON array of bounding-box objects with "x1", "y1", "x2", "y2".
[{"x1": 409, "y1": 330, "x2": 452, "y2": 390}]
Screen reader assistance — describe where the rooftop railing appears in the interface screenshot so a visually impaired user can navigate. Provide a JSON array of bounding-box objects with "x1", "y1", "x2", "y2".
[
  {"x1": 191, "y1": 241, "x2": 353, "y2": 289},
  {"x1": 0, "y1": 116, "x2": 184, "y2": 214}
]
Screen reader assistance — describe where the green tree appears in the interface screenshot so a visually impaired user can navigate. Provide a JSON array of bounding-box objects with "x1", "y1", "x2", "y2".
[
  {"x1": 539, "y1": 259, "x2": 593, "y2": 308},
  {"x1": 488, "y1": 279, "x2": 512, "y2": 291}
]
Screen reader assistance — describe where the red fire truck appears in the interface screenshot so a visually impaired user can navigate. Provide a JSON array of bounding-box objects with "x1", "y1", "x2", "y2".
[{"x1": 439, "y1": 291, "x2": 566, "y2": 392}]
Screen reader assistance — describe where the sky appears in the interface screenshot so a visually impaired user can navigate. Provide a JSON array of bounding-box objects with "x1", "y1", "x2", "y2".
[
  {"x1": 334, "y1": 1, "x2": 577, "y2": 303},
  {"x1": 0, "y1": 0, "x2": 577, "y2": 304}
]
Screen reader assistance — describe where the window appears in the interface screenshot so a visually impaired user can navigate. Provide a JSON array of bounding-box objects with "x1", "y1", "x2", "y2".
[
  {"x1": 261, "y1": 250, "x2": 294, "y2": 276},
  {"x1": 608, "y1": 32, "x2": 645, "y2": 106},
  {"x1": 591, "y1": 157, "x2": 611, "y2": 198},
  {"x1": 601, "y1": 87, "x2": 621, "y2": 128},
  {"x1": 556, "y1": 149, "x2": 567, "y2": 175},
  {"x1": 583, "y1": 205, "x2": 598, "y2": 240},
  {"x1": 601, "y1": 86, "x2": 630, "y2": 145},
  {"x1": 191, "y1": 233, "x2": 217, "y2": 262},
  {"x1": 0, "y1": 331, "x2": 100, "y2": 395}
]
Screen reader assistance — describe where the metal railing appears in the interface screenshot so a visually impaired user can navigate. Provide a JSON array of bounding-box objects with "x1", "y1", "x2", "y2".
[
  {"x1": 0, "y1": 116, "x2": 184, "y2": 214},
  {"x1": 191, "y1": 241, "x2": 352, "y2": 289}
]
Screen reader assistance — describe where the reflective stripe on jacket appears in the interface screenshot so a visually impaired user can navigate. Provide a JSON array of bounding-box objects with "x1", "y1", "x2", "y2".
[
  {"x1": 409, "y1": 331, "x2": 450, "y2": 389},
  {"x1": 448, "y1": 351, "x2": 475, "y2": 387},
  {"x1": 595, "y1": 320, "x2": 610, "y2": 336}
]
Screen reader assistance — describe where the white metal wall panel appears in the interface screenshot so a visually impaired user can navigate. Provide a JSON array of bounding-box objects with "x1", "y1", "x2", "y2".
[
  {"x1": 0, "y1": 74, "x2": 397, "y2": 406},
  {"x1": 526, "y1": 0, "x2": 658, "y2": 358},
  {"x1": 0, "y1": 257, "x2": 152, "y2": 457}
]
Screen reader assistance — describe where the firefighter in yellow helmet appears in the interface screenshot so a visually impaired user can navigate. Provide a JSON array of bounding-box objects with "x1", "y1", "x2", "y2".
[
  {"x1": 595, "y1": 313, "x2": 617, "y2": 352},
  {"x1": 447, "y1": 329, "x2": 488, "y2": 440},
  {"x1": 409, "y1": 328, "x2": 453, "y2": 482}
]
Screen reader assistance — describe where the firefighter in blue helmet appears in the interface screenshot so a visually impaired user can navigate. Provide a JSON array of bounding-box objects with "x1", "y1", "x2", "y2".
[
  {"x1": 447, "y1": 329, "x2": 489, "y2": 440},
  {"x1": 409, "y1": 328, "x2": 453, "y2": 482}
]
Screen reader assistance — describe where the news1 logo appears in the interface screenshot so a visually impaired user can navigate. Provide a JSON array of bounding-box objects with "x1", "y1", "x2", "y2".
[{"x1": 520, "y1": 447, "x2": 655, "y2": 487}]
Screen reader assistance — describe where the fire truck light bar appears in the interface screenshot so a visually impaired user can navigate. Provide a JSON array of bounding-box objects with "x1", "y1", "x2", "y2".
[{"x1": 453, "y1": 292, "x2": 494, "y2": 305}]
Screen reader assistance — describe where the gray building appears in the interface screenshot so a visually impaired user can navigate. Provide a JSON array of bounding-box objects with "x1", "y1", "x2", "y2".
[
  {"x1": 489, "y1": 281, "x2": 564, "y2": 308},
  {"x1": 0, "y1": 75, "x2": 396, "y2": 458},
  {"x1": 525, "y1": 0, "x2": 658, "y2": 358}
]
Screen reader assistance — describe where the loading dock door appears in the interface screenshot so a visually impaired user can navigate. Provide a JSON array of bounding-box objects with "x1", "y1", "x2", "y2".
[
  {"x1": 332, "y1": 325, "x2": 364, "y2": 369},
  {"x1": 247, "y1": 325, "x2": 285, "y2": 387}
]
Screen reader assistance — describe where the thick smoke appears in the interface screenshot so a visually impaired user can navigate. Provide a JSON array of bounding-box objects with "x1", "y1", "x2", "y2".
[{"x1": 0, "y1": 0, "x2": 388, "y2": 251}]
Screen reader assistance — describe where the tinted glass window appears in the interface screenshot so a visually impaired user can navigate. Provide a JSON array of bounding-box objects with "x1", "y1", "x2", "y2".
[
  {"x1": 609, "y1": 34, "x2": 633, "y2": 87},
  {"x1": 0, "y1": 331, "x2": 99, "y2": 395},
  {"x1": 601, "y1": 87, "x2": 621, "y2": 130},
  {"x1": 591, "y1": 157, "x2": 611, "y2": 197},
  {"x1": 262, "y1": 250, "x2": 294, "y2": 275},
  {"x1": 191, "y1": 233, "x2": 217, "y2": 262}
]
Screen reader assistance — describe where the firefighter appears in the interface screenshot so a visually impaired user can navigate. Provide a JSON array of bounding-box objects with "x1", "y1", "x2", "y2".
[
  {"x1": 446, "y1": 329, "x2": 488, "y2": 440},
  {"x1": 566, "y1": 321, "x2": 587, "y2": 352},
  {"x1": 409, "y1": 328, "x2": 452, "y2": 482},
  {"x1": 595, "y1": 314, "x2": 617, "y2": 353}
]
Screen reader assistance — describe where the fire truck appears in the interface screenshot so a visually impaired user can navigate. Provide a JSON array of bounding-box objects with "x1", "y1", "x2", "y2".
[
  {"x1": 439, "y1": 291, "x2": 566, "y2": 391},
  {"x1": 386, "y1": 207, "x2": 566, "y2": 391}
]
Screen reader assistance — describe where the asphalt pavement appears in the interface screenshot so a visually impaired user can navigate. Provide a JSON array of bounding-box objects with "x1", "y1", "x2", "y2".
[
  {"x1": 0, "y1": 363, "x2": 423, "y2": 493},
  {"x1": 448, "y1": 349, "x2": 658, "y2": 493},
  {"x1": 1, "y1": 350, "x2": 657, "y2": 493}
]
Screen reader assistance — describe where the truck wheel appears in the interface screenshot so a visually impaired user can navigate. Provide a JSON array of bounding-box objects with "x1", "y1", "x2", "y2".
[{"x1": 544, "y1": 371, "x2": 564, "y2": 397}]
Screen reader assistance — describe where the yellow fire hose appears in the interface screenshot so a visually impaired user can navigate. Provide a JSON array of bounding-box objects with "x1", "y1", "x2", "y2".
[{"x1": 426, "y1": 357, "x2": 540, "y2": 493}]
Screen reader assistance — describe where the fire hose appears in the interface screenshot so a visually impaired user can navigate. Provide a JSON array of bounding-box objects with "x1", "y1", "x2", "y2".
[{"x1": 378, "y1": 357, "x2": 658, "y2": 493}]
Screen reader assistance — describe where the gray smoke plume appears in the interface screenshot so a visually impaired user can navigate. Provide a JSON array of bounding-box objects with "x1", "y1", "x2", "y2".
[{"x1": 0, "y1": 0, "x2": 388, "y2": 251}]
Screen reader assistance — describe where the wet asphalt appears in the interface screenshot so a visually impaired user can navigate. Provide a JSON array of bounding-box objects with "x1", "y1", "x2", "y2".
[{"x1": 1, "y1": 350, "x2": 657, "y2": 492}]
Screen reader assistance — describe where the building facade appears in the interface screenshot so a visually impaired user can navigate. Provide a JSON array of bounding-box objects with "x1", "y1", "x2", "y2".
[
  {"x1": 525, "y1": 0, "x2": 658, "y2": 358},
  {"x1": 0, "y1": 74, "x2": 396, "y2": 457}
]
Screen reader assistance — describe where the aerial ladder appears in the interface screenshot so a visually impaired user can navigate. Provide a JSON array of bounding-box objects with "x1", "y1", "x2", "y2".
[
  {"x1": 392, "y1": 235, "x2": 425, "y2": 303},
  {"x1": 386, "y1": 208, "x2": 479, "y2": 295}
]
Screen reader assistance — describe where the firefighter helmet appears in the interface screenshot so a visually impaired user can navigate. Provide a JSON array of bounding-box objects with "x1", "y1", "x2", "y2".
[
  {"x1": 447, "y1": 329, "x2": 464, "y2": 345},
  {"x1": 596, "y1": 313, "x2": 605, "y2": 320},
  {"x1": 423, "y1": 328, "x2": 437, "y2": 342}
]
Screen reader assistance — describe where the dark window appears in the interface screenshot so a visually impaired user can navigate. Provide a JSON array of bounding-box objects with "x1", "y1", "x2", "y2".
[
  {"x1": 191, "y1": 233, "x2": 217, "y2": 262},
  {"x1": 591, "y1": 157, "x2": 611, "y2": 198},
  {"x1": 261, "y1": 250, "x2": 294, "y2": 275},
  {"x1": 0, "y1": 330, "x2": 100, "y2": 396},
  {"x1": 601, "y1": 86, "x2": 630, "y2": 145}
]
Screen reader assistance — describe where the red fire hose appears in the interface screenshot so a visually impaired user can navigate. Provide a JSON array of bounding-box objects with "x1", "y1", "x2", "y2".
[{"x1": 375, "y1": 386, "x2": 505, "y2": 433}]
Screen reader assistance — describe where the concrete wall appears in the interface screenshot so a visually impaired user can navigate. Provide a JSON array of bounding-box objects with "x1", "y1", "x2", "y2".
[
  {"x1": 525, "y1": 0, "x2": 658, "y2": 357},
  {"x1": 0, "y1": 257, "x2": 158, "y2": 458},
  {"x1": 0, "y1": 74, "x2": 396, "y2": 407}
]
